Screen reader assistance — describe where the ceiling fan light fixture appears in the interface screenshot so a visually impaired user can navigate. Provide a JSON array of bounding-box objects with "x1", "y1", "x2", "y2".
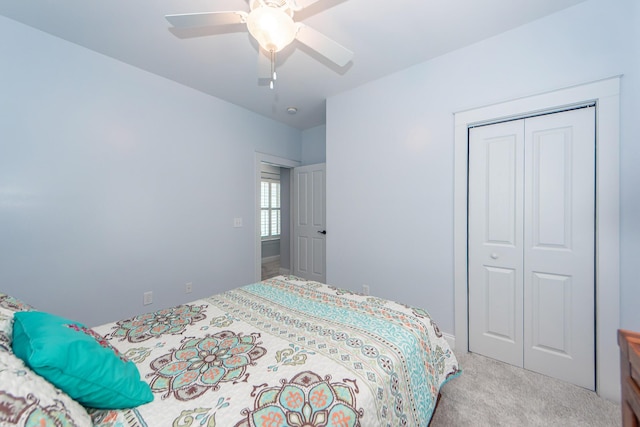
[{"x1": 246, "y1": 6, "x2": 297, "y2": 52}]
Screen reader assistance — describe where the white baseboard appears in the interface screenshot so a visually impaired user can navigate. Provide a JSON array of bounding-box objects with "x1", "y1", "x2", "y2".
[
  {"x1": 278, "y1": 268, "x2": 290, "y2": 275},
  {"x1": 443, "y1": 333, "x2": 456, "y2": 351}
]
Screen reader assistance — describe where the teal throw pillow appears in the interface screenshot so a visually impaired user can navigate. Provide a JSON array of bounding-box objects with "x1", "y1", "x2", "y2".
[{"x1": 12, "y1": 311, "x2": 153, "y2": 409}]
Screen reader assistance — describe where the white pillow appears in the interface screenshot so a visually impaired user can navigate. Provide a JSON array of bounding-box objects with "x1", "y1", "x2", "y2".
[
  {"x1": 0, "y1": 349, "x2": 93, "y2": 426},
  {"x1": 0, "y1": 292, "x2": 33, "y2": 352},
  {"x1": 0, "y1": 292, "x2": 92, "y2": 425}
]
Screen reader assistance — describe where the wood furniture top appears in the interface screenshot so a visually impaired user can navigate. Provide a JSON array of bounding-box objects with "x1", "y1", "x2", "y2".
[{"x1": 619, "y1": 329, "x2": 640, "y2": 427}]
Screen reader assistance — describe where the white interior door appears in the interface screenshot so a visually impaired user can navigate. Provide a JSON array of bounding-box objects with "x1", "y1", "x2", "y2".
[
  {"x1": 468, "y1": 107, "x2": 595, "y2": 389},
  {"x1": 293, "y1": 163, "x2": 326, "y2": 282}
]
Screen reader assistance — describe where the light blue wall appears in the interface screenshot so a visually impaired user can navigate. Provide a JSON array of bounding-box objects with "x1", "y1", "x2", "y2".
[
  {"x1": 301, "y1": 125, "x2": 326, "y2": 165},
  {"x1": 326, "y1": 0, "x2": 639, "y2": 333},
  {"x1": 619, "y1": 0, "x2": 640, "y2": 331},
  {"x1": 0, "y1": 17, "x2": 301, "y2": 326}
]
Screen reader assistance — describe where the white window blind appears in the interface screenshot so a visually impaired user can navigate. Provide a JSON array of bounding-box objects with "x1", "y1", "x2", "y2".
[{"x1": 261, "y1": 180, "x2": 280, "y2": 239}]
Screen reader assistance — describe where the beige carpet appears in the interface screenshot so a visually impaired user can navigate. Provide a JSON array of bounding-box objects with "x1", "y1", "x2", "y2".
[{"x1": 430, "y1": 352, "x2": 620, "y2": 426}]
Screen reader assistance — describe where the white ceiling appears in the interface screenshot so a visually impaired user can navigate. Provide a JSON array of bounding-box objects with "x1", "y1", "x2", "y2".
[{"x1": 0, "y1": 0, "x2": 587, "y2": 130}]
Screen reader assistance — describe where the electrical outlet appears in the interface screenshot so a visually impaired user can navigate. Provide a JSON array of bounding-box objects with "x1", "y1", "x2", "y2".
[
  {"x1": 233, "y1": 217, "x2": 243, "y2": 228},
  {"x1": 143, "y1": 291, "x2": 153, "y2": 305},
  {"x1": 362, "y1": 284, "x2": 370, "y2": 296},
  {"x1": 185, "y1": 282, "x2": 193, "y2": 294}
]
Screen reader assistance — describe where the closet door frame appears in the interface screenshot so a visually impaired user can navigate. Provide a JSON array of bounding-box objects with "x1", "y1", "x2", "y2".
[{"x1": 453, "y1": 76, "x2": 620, "y2": 401}]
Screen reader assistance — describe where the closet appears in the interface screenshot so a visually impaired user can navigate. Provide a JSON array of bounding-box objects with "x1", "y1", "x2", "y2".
[{"x1": 468, "y1": 106, "x2": 595, "y2": 389}]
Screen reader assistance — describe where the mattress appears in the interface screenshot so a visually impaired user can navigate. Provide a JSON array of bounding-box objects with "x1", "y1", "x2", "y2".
[{"x1": 91, "y1": 276, "x2": 460, "y2": 426}]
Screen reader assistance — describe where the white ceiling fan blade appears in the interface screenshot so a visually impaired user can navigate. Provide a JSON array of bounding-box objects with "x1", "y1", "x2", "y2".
[
  {"x1": 295, "y1": 23, "x2": 353, "y2": 67},
  {"x1": 288, "y1": 0, "x2": 324, "y2": 11},
  {"x1": 165, "y1": 11, "x2": 247, "y2": 28}
]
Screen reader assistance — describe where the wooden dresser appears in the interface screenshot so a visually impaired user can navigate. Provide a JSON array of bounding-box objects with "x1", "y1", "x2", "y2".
[{"x1": 619, "y1": 329, "x2": 640, "y2": 426}]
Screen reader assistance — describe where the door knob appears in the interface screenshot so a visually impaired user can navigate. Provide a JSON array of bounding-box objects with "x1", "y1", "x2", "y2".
[
  {"x1": 490, "y1": 253, "x2": 499, "y2": 259},
  {"x1": 317, "y1": 230, "x2": 327, "y2": 235}
]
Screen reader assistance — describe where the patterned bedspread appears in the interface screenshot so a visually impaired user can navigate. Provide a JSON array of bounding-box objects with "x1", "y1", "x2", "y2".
[{"x1": 91, "y1": 276, "x2": 460, "y2": 427}]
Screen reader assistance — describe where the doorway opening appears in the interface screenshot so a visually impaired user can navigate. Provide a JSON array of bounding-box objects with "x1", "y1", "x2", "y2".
[
  {"x1": 254, "y1": 153, "x2": 300, "y2": 282},
  {"x1": 260, "y1": 163, "x2": 287, "y2": 280}
]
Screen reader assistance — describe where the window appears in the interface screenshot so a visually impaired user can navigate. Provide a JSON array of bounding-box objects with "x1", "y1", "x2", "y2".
[{"x1": 261, "y1": 180, "x2": 280, "y2": 239}]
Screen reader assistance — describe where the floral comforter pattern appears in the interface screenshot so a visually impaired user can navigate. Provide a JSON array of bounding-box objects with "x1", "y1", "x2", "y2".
[{"x1": 91, "y1": 276, "x2": 460, "y2": 427}]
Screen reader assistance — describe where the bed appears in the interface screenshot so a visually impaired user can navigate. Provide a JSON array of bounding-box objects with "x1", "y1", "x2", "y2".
[{"x1": 1, "y1": 275, "x2": 460, "y2": 426}]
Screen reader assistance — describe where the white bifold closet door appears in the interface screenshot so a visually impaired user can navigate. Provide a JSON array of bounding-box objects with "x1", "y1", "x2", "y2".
[{"x1": 468, "y1": 107, "x2": 595, "y2": 390}]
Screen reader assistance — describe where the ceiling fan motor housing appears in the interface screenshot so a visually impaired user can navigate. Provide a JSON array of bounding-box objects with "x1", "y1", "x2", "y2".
[
  {"x1": 247, "y1": 1, "x2": 297, "y2": 52},
  {"x1": 250, "y1": 0, "x2": 292, "y2": 13}
]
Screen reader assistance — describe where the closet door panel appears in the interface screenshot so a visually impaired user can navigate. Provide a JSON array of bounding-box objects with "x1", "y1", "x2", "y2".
[
  {"x1": 468, "y1": 121, "x2": 524, "y2": 367},
  {"x1": 523, "y1": 107, "x2": 595, "y2": 390}
]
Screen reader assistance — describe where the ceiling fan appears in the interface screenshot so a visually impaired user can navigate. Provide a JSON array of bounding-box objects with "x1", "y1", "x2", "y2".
[{"x1": 165, "y1": 0, "x2": 354, "y2": 88}]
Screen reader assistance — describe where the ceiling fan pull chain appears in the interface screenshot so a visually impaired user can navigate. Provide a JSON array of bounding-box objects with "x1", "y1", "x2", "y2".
[{"x1": 270, "y1": 49, "x2": 277, "y2": 90}]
